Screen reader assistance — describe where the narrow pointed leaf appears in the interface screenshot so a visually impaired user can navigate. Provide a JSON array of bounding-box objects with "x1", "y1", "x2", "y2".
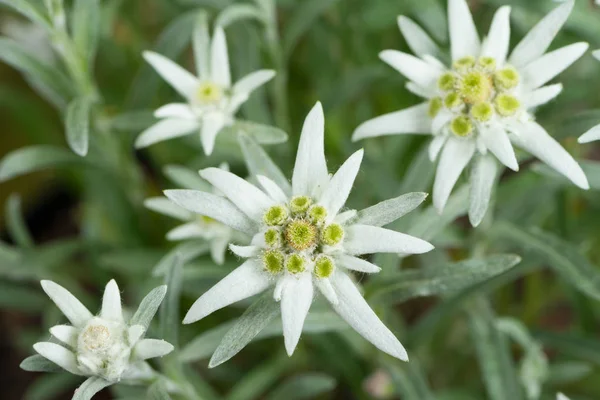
[{"x1": 65, "y1": 97, "x2": 91, "y2": 156}]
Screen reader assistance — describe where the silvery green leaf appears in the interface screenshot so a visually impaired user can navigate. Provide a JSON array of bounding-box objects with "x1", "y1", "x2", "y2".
[
  {"x1": 384, "y1": 359, "x2": 434, "y2": 400},
  {"x1": 0, "y1": 0, "x2": 52, "y2": 29},
  {"x1": 110, "y1": 110, "x2": 156, "y2": 132},
  {"x1": 354, "y1": 192, "x2": 427, "y2": 227},
  {"x1": 0, "y1": 281, "x2": 47, "y2": 312},
  {"x1": 160, "y1": 256, "x2": 182, "y2": 347},
  {"x1": 6, "y1": 193, "x2": 33, "y2": 248},
  {"x1": 533, "y1": 160, "x2": 600, "y2": 190},
  {"x1": 209, "y1": 292, "x2": 280, "y2": 368},
  {"x1": 65, "y1": 97, "x2": 91, "y2": 156},
  {"x1": 228, "y1": 120, "x2": 288, "y2": 145},
  {"x1": 130, "y1": 285, "x2": 168, "y2": 332},
  {"x1": 163, "y1": 165, "x2": 212, "y2": 191},
  {"x1": 238, "y1": 134, "x2": 290, "y2": 194},
  {"x1": 192, "y1": 10, "x2": 209, "y2": 77},
  {"x1": 20, "y1": 355, "x2": 63, "y2": 373},
  {"x1": 24, "y1": 373, "x2": 79, "y2": 400},
  {"x1": 547, "y1": 362, "x2": 593, "y2": 385},
  {"x1": 370, "y1": 254, "x2": 521, "y2": 304},
  {"x1": 71, "y1": 0, "x2": 100, "y2": 65},
  {"x1": 215, "y1": 4, "x2": 264, "y2": 28},
  {"x1": 72, "y1": 377, "x2": 111, "y2": 400},
  {"x1": 147, "y1": 381, "x2": 172, "y2": 400},
  {"x1": 399, "y1": 143, "x2": 436, "y2": 193},
  {"x1": 493, "y1": 222, "x2": 600, "y2": 301},
  {"x1": 265, "y1": 373, "x2": 336, "y2": 400},
  {"x1": 153, "y1": 241, "x2": 209, "y2": 276},
  {"x1": 535, "y1": 330, "x2": 600, "y2": 366},
  {"x1": 0, "y1": 145, "x2": 82, "y2": 183},
  {"x1": 226, "y1": 356, "x2": 288, "y2": 400}
]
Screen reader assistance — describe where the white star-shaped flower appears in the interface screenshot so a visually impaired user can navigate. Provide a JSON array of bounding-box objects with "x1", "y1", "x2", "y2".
[
  {"x1": 578, "y1": 50, "x2": 600, "y2": 144},
  {"x1": 136, "y1": 25, "x2": 275, "y2": 155},
  {"x1": 353, "y1": 0, "x2": 589, "y2": 226},
  {"x1": 32, "y1": 280, "x2": 173, "y2": 388},
  {"x1": 165, "y1": 102, "x2": 434, "y2": 360}
]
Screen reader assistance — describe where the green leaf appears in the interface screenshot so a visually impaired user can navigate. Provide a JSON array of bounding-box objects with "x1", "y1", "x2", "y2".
[
  {"x1": 215, "y1": 4, "x2": 265, "y2": 28},
  {"x1": 130, "y1": 285, "x2": 168, "y2": 332},
  {"x1": 72, "y1": 377, "x2": 111, "y2": 400},
  {"x1": 147, "y1": 381, "x2": 172, "y2": 400},
  {"x1": 6, "y1": 193, "x2": 34, "y2": 248},
  {"x1": 24, "y1": 373, "x2": 80, "y2": 400},
  {"x1": 0, "y1": 145, "x2": 83, "y2": 183},
  {"x1": 163, "y1": 165, "x2": 212, "y2": 191},
  {"x1": 0, "y1": 0, "x2": 52, "y2": 29},
  {"x1": 354, "y1": 192, "x2": 428, "y2": 227},
  {"x1": 265, "y1": 373, "x2": 336, "y2": 400},
  {"x1": 536, "y1": 330, "x2": 600, "y2": 366},
  {"x1": 209, "y1": 292, "x2": 281, "y2": 368},
  {"x1": 71, "y1": 0, "x2": 100, "y2": 65},
  {"x1": 385, "y1": 359, "x2": 435, "y2": 400},
  {"x1": 493, "y1": 222, "x2": 600, "y2": 301},
  {"x1": 192, "y1": 10, "x2": 210, "y2": 77},
  {"x1": 160, "y1": 256, "x2": 182, "y2": 347},
  {"x1": 238, "y1": 134, "x2": 290, "y2": 193},
  {"x1": 369, "y1": 254, "x2": 521, "y2": 304},
  {"x1": 153, "y1": 241, "x2": 210, "y2": 276},
  {"x1": 226, "y1": 120, "x2": 288, "y2": 145},
  {"x1": 65, "y1": 97, "x2": 91, "y2": 156},
  {"x1": 110, "y1": 110, "x2": 156, "y2": 132},
  {"x1": 547, "y1": 361, "x2": 593, "y2": 385},
  {"x1": 20, "y1": 355, "x2": 63, "y2": 373},
  {"x1": 226, "y1": 356, "x2": 289, "y2": 400},
  {"x1": 0, "y1": 281, "x2": 47, "y2": 312}
]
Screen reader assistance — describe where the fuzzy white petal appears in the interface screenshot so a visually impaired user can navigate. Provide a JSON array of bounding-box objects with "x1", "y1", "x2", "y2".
[
  {"x1": 183, "y1": 260, "x2": 270, "y2": 323},
  {"x1": 200, "y1": 113, "x2": 227, "y2": 156},
  {"x1": 352, "y1": 103, "x2": 431, "y2": 141},
  {"x1": 479, "y1": 125, "x2": 518, "y2": 171},
  {"x1": 511, "y1": 121, "x2": 589, "y2": 189},
  {"x1": 100, "y1": 280, "x2": 123, "y2": 322},
  {"x1": 315, "y1": 278, "x2": 338, "y2": 305},
  {"x1": 164, "y1": 189, "x2": 257, "y2": 236},
  {"x1": 210, "y1": 236, "x2": 229, "y2": 265},
  {"x1": 379, "y1": 50, "x2": 442, "y2": 89},
  {"x1": 128, "y1": 325, "x2": 145, "y2": 344},
  {"x1": 41, "y1": 280, "x2": 92, "y2": 328},
  {"x1": 344, "y1": 225, "x2": 433, "y2": 255},
  {"x1": 273, "y1": 278, "x2": 286, "y2": 302},
  {"x1": 229, "y1": 244, "x2": 259, "y2": 258},
  {"x1": 397, "y1": 16, "x2": 440, "y2": 58},
  {"x1": 166, "y1": 222, "x2": 204, "y2": 241},
  {"x1": 521, "y1": 43, "x2": 588, "y2": 90},
  {"x1": 134, "y1": 339, "x2": 174, "y2": 360},
  {"x1": 429, "y1": 135, "x2": 447, "y2": 161},
  {"x1": 335, "y1": 210, "x2": 357, "y2": 224},
  {"x1": 154, "y1": 103, "x2": 196, "y2": 120},
  {"x1": 336, "y1": 254, "x2": 381, "y2": 273},
  {"x1": 469, "y1": 155, "x2": 498, "y2": 227},
  {"x1": 509, "y1": 0, "x2": 574, "y2": 68},
  {"x1": 330, "y1": 272, "x2": 408, "y2": 361},
  {"x1": 210, "y1": 26, "x2": 231, "y2": 87},
  {"x1": 33, "y1": 342, "x2": 81, "y2": 375},
  {"x1": 256, "y1": 175, "x2": 288, "y2": 203},
  {"x1": 448, "y1": 0, "x2": 480, "y2": 60},
  {"x1": 433, "y1": 137, "x2": 475, "y2": 212},
  {"x1": 406, "y1": 82, "x2": 434, "y2": 98},
  {"x1": 135, "y1": 119, "x2": 198, "y2": 149},
  {"x1": 50, "y1": 325, "x2": 78, "y2": 347},
  {"x1": 319, "y1": 149, "x2": 363, "y2": 218},
  {"x1": 557, "y1": 394, "x2": 570, "y2": 400},
  {"x1": 292, "y1": 102, "x2": 329, "y2": 196},
  {"x1": 481, "y1": 6, "x2": 511, "y2": 65},
  {"x1": 233, "y1": 70, "x2": 275, "y2": 95},
  {"x1": 144, "y1": 197, "x2": 192, "y2": 221},
  {"x1": 578, "y1": 124, "x2": 600, "y2": 144},
  {"x1": 523, "y1": 84, "x2": 563, "y2": 109},
  {"x1": 143, "y1": 51, "x2": 198, "y2": 99},
  {"x1": 281, "y1": 274, "x2": 314, "y2": 356},
  {"x1": 593, "y1": 50, "x2": 600, "y2": 62},
  {"x1": 200, "y1": 168, "x2": 274, "y2": 221}
]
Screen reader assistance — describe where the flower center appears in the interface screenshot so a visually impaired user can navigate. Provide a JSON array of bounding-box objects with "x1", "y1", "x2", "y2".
[
  {"x1": 195, "y1": 81, "x2": 223, "y2": 105},
  {"x1": 429, "y1": 56, "x2": 522, "y2": 137},
  {"x1": 285, "y1": 220, "x2": 317, "y2": 251},
  {"x1": 81, "y1": 324, "x2": 111, "y2": 351}
]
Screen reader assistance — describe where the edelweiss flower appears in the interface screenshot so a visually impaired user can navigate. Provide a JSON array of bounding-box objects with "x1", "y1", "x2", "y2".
[
  {"x1": 144, "y1": 164, "x2": 245, "y2": 265},
  {"x1": 165, "y1": 102, "x2": 434, "y2": 360},
  {"x1": 578, "y1": 51, "x2": 600, "y2": 144},
  {"x1": 136, "y1": 25, "x2": 275, "y2": 155},
  {"x1": 353, "y1": 0, "x2": 589, "y2": 226},
  {"x1": 32, "y1": 280, "x2": 173, "y2": 388}
]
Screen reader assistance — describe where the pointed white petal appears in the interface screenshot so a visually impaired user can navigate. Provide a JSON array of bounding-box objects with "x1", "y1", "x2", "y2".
[
  {"x1": 183, "y1": 260, "x2": 270, "y2": 323},
  {"x1": 511, "y1": 121, "x2": 589, "y2": 189},
  {"x1": 330, "y1": 272, "x2": 408, "y2": 361},
  {"x1": 352, "y1": 103, "x2": 431, "y2": 141},
  {"x1": 135, "y1": 119, "x2": 198, "y2": 149},
  {"x1": 210, "y1": 26, "x2": 231, "y2": 87},
  {"x1": 469, "y1": 155, "x2": 498, "y2": 227},
  {"x1": 281, "y1": 274, "x2": 314, "y2": 356},
  {"x1": 256, "y1": 175, "x2": 288, "y2": 203},
  {"x1": 509, "y1": 0, "x2": 574, "y2": 68},
  {"x1": 593, "y1": 50, "x2": 600, "y2": 61},
  {"x1": 101, "y1": 280, "x2": 123, "y2": 322},
  {"x1": 200, "y1": 168, "x2": 274, "y2": 221},
  {"x1": 523, "y1": 84, "x2": 563, "y2": 109},
  {"x1": 334, "y1": 210, "x2": 357, "y2": 224},
  {"x1": 335, "y1": 254, "x2": 381, "y2": 273},
  {"x1": 273, "y1": 278, "x2": 287, "y2": 302},
  {"x1": 200, "y1": 112, "x2": 227, "y2": 155},
  {"x1": 143, "y1": 51, "x2": 198, "y2": 99},
  {"x1": 379, "y1": 50, "x2": 442, "y2": 89},
  {"x1": 315, "y1": 278, "x2": 338, "y2": 305},
  {"x1": 33, "y1": 342, "x2": 81, "y2": 375},
  {"x1": 397, "y1": 16, "x2": 440, "y2": 58},
  {"x1": 134, "y1": 339, "x2": 174, "y2": 360},
  {"x1": 319, "y1": 149, "x2": 364, "y2": 217},
  {"x1": 521, "y1": 43, "x2": 588, "y2": 90},
  {"x1": 128, "y1": 325, "x2": 145, "y2": 344},
  {"x1": 144, "y1": 197, "x2": 192, "y2": 221},
  {"x1": 193, "y1": 12, "x2": 210, "y2": 78},
  {"x1": 229, "y1": 244, "x2": 258, "y2": 258},
  {"x1": 166, "y1": 222, "x2": 204, "y2": 241},
  {"x1": 344, "y1": 225, "x2": 433, "y2": 255},
  {"x1": 406, "y1": 82, "x2": 434, "y2": 98},
  {"x1": 479, "y1": 125, "x2": 518, "y2": 171},
  {"x1": 50, "y1": 325, "x2": 78, "y2": 347},
  {"x1": 448, "y1": 0, "x2": 480, "y2": 60},
  {"x1": 429, "y1": 135, "x2": 447, "y2": 161},
  {"x1": 210, "y1": 237, "x2": 229, "y2": 265},
  {"x1": 233, "y1": 70, "x2": 275, "y2": 95},
  {"x1": 292, "y1": 102, "x2": 329, "y2": 196},
  {"x1": 578, "y1": 124, "x2": 600, "y2": 144},
  {"x1": 481, "y1": 6, "x2": 511, "y2": 65},
  {"x1": 164, "y1": 189, "x2": 257, "y2": 235},
  {"x1": 40, "y1": 280, "x2": 92, "y2": 327},
  {"x1": 154, "y1": 103, "x2": 196, "y2": 120},
  {"x1": 432, "y1": 110, "x2": 452, "y2": 135},
  {"x1": 433, "y1": 137, "x2": 476, "y2": 212}
]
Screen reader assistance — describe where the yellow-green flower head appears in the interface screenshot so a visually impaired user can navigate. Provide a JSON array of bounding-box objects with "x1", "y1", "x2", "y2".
[
  {"x1": 308, "y1": 204, "x2": 328, "y2": 224},
  {"x1": 289, "y1": 196, "x2": 312, "y2": 214},
  {"x1": 321, "y1": 223, "x2": 345, "y2": 246},
  {"x1": 285, "y1": 254, "x2": 306, "y2": 274},
  {"x1": 263, "y1": 250, "x2": 284, "y2": 274},
  {"x1": 285, "y1": 220, "x2": 318, "y2": 251},
  {"x1": 263, "y1": 205, "x2": 289, "y2": 226},
  {"x1": 264, "y1": 228, "x2": 281, "y2": 248},
  {"x1": 314, "y1": 255, "x2": 335, "y2": 278}
]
